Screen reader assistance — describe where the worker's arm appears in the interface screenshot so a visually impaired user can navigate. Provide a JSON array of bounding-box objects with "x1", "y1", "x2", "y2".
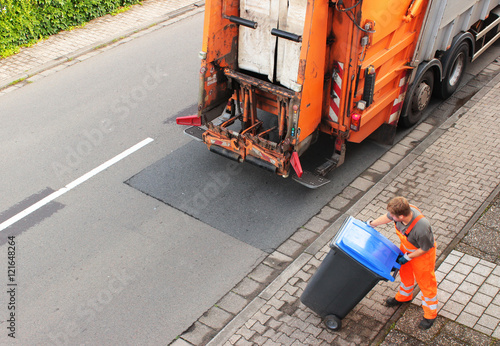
[
  {"x1": 407, "y1": 248, "x2": 427, "y2": 259},
  {"x1": 398, "y1": 248, "x2": 430, "y2": 264},
  {"x1": 367, "y1": 214, "x2": 392, "y2": 227}
]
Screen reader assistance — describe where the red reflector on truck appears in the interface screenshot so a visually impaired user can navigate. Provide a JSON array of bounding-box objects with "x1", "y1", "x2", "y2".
[
  {"x1": 350, "y1": 113, "x2": 361, "y2": 131},
  {"x1": 291, "y1": 152, "x2": 303, "y2": 178},
  {"x1": 176, "y1": 115, "x2": 202, "y2": 126}
]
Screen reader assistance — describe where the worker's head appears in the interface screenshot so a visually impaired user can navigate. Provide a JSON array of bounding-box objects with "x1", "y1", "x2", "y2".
[{"x1": 387, "y1": 196, "x2": 411, "y2": 220}]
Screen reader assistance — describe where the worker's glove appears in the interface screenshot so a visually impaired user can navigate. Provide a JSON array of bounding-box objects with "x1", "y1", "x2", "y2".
[
  {"x1": 366, "y1": 219, "x2": 374, "y2": 227},
  {"x1": 396, "y1": 253, "x2": 412, "y2": 265}
]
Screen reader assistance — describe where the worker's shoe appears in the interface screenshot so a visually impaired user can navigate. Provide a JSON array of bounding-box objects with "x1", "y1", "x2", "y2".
[
  {"x1": 385, "y1": 297, "x2": 406, "y2": 307},
  {"x1": 418, "y1": 317, "x2": 435, "y2": 330}
]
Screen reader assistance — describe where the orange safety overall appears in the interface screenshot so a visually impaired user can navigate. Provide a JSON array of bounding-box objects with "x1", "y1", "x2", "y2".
[{"x1": 394, "y1": 211, "x2": 438, "y2": 319}]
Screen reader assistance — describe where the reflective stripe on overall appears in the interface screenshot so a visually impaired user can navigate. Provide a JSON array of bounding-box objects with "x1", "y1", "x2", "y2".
[{"x1": 394, "y1": 209, "x2": 438, "y2": 319}]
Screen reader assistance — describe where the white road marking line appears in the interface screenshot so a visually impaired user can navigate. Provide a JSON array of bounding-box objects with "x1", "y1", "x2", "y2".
[{"x1": 0, "y1": 137, "x2": 154, "y2": 232}]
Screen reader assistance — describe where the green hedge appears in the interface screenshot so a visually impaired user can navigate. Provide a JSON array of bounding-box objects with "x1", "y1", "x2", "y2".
[{"x1": 0, "y1": 0, "x2": 141, "y2": 58}]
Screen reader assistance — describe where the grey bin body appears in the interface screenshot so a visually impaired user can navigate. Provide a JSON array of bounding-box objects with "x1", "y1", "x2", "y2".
[{"x1": 300, "y1": 216, "x2": 401, "y2": 323}]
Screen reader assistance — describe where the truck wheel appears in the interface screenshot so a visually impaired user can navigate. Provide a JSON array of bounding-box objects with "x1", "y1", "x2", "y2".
[
  {"x1": 400, "y1": 70, "x2": 434, "y2": 128},
  {"x1": 439, "y1": 42, "x2": 469, "y2": 99},
  {"x1": 324, "y1": 315, "x2": 342, "y2": 331}
]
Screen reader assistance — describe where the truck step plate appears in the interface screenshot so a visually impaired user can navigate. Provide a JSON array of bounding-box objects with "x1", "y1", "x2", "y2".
[
  {"x1": 293, "y1": 171, "x2": 330, "y2": 189},
  {"x1": 184, "y1": 126, "x2": 205, "y2": 141}
]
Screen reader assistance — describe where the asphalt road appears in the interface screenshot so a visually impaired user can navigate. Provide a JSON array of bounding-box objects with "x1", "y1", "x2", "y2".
[
  {"x1": 0, "y1": 10, "x2": 499, "y2": 345},
  {"x1": 0, "y1": 12, "x2": 265, "y2": 345}
]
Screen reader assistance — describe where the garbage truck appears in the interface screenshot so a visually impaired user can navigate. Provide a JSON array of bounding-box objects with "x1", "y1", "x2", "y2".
[{"x1": 177, "y1": 0, "x2": 500, "y2": 188}]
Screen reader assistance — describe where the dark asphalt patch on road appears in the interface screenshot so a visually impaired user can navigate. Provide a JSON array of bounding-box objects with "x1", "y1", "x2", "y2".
[
  {"x1": 0, "y1": 188, "x2": 65, "y2": 245},
  {"x1": 126, "y1": 139, "x2": 387, "y2": 253}
]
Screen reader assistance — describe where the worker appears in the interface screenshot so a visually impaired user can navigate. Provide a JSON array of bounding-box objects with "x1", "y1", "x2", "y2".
[{"x1": 367, "y1": 196, "x2": 438, "y2": 330}]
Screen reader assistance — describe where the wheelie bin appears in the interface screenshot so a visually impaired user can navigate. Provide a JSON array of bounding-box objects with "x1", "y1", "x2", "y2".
[{"x1": 300, "y1": 216, "x2": 402, "y2": 330}]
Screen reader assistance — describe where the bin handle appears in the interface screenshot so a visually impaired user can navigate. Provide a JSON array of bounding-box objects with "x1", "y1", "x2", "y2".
[{"x1": 392, "y1": 268, "x2": 399, "y2": 280}]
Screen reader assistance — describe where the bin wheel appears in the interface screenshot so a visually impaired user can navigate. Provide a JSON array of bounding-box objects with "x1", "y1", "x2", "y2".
[{"x1": 324, "y1": 315, "x2": 342, "y2": 331}]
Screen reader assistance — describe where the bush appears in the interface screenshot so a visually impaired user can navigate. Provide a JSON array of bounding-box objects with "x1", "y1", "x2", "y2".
[{"x1": 0, "y1": 0, "x2": 141, "y2": 58}]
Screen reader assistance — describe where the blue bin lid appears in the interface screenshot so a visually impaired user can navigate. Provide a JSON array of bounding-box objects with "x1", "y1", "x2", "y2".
[{"x1": 331, "y1": 216, "x2": 402, "y2": 281}]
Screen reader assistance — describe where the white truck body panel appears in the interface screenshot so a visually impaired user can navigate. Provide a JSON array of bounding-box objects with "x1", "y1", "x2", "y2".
[
  {"x1": 238, "y1": 0, "x2": 307, "y2": 90},
  {"x1": 414, "y1": 0, "x2": 500, "y2": 65},
  {"x1": 238, "y1": 0, "x2": 279, "y2": 81},
  {"x1": 276, "y1": 0, "x2": 307, "y2": 90}
]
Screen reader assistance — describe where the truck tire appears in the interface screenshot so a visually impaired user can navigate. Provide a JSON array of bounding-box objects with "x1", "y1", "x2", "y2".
[
  {"x1": 400, "y1": 70, "x2": 434, "y2": 128},
  {"x1": 438, "y1": 41, "x2": 469, "y2": 99}
]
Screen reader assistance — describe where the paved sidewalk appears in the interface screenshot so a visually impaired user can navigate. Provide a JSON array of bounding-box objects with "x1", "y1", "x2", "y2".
[
  {"x1": 178, "y1": 72, "x2": 500, "y2": 344},
  {"x1": 0, "y1": 0, "x2": 204, "y2": 91}
]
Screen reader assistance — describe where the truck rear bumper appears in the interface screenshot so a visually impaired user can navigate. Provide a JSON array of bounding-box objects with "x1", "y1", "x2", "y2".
[{"x1": 203, "y1": 123, "x2": 290, "y2": 176}]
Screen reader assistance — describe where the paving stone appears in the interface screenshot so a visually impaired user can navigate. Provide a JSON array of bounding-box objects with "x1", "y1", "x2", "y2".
[
  {"x1": 471, "y1": 292, "x2": 494, "y2": 307},
  {"x1": 456, "y1": 312, "x2": 480, "y2": 328},
  {"x1": 457, "y1": 280, "x2": 479, "y2": 295},
  {"x1": 435, "y1": 270, "x2": 447, "y2": 283},
  {"x1": 465, "y1": 272, "x2": 487, "y2": 285},
  {"x1": 390, "y1": 143, "x2": 413, "y2": 157},
  {"x1": 181, "y1": 321, "x2": 215, "y2": 346},
  {"x1": 328, "y1": 195, "x2": 351, "y2": 209},
  {"x1": 439, "y1": 279, "x2": 460, "y2": 293},
  {"x1": 477, "y1": 314, "x2": 499, "y2": 331},
  {"x1": 370, "y1": 160, "x2": 393, "y2": 174},
  {"x1": 339, "y1": 186, "x2": 363, "y2": 200},
  {"x1": 444, "y1": 252, "x2": 462, "y2": 265},
  {"x1": 199, "y1": 306, "x2": 233, "y2": 330},
  {"x1": 350, "y1": 176, "x2": 375, "y2": 191},
  {"x1": 439, "y1": 309, "x2": 458, "y2": 320},
  {"x1": 218, "y1": 292, "x2": 250, "y2": 315},
  {"x1": 232, "y1": 277, "x2": 264, "y2": 299},
  {"x1": 472, "y1": 263, "x2": 494, "y2": 276},
  {"x1": 450, "y1": 290, "x2": 472, "y2": 304},
  {"x1": 237, "y1": 326, "x2": 256, "y2": 341},
  {"x1": 474, "y1": 324, "x2": 494, "y2": 336},
  {"x1": 275, "y1": 333, "x2": 295, "y2": 345},
  {"x1": 438, "y1": 290, "x2": 452, "y2": 307},
  {"x1": 303, "y1": 217, "x2": 330, "y2": 234},
  {"x1": 263, "y1": 329, "x2": 283, "y2": 342},
  {"x1": 443, "y1": 300, "x2": 465, "y2": 315},
  {"x1": 291, "y1": 228, "x2": 319, "y2": 246},
  {"x1": 447, "y1": 271, "x2": 467, "y2": 284},
  {"x1": 480, "y1": 259, "x2": 497, "y2": 269},
  {"x1": 248, "y1": 264, "x2": 276, "y2": 284},
  {"x1": 276, "y1": 239, "x2": 304, "y2": 258},
  {"x1": 234, "y1": 337, "x2": 253, "y2": 346},
  {"x1": 263, "y1": 251, "x2": 293, "y2": 269},
  {"x1": 463, "y1": 301, "x2": 486, "y2": 317},
  {"x1": 478, "y1": 282, "x2": 499, "y2": 297},
  {"x1": 493, "y1": 329, "x2": 500, "y2": 341},
  {"x1": 453, "y1": 263, "x2": 474, "y2": 275},
  {"x1": 317, "y1": 329, "x2": 336, "y2": 343},
  {"x1": 437, "y1": 262, "x2": 455, "y2": 274},
  {"x1": 485, "y1": 274, "x2": 500, "y2": 286},
  {"x1": 251, "y1": 321, "x2": 267, "y2": 334},
  {"x1": 249, "y1": 334, "x2": 268, "y2": 345},
  {"x1": 170, "y1": 338, "x2": 192, "y2": 346},
  {"x1": 317, "y1": 206, "x2": 341, "y2": 221},
  {"x1": 484, "y1": 304, "x2": 500, "y2": 320}
]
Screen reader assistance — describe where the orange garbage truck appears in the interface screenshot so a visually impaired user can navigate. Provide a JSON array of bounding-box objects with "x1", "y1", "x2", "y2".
[{"x1": 177, "y1": 0, "x2": 500, "y2": 188}]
